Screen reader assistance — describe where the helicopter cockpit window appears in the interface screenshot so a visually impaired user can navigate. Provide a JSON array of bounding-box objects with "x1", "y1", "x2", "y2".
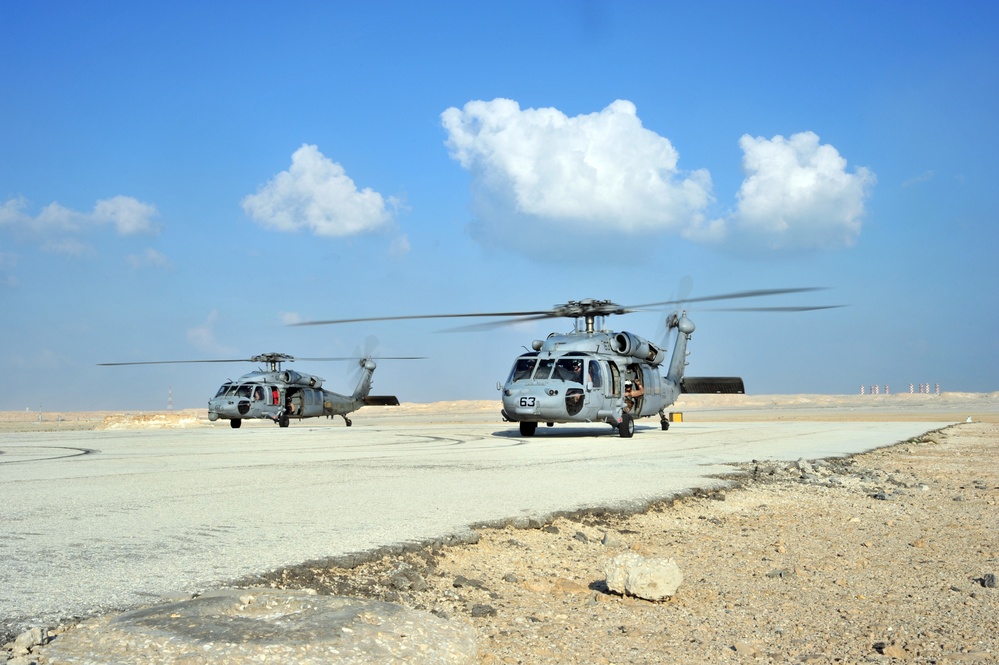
[
  {"x1": 510, "y1": 356, "x2": 537, "y2": 382},
  {"x1": 554, "y1": 358, "x2": 585, "y2": 383},
  {"x1": 236, "y1": 385, "x2": 252, "y2": 398},
  {"x1": 214, "y1": 383, "x2": 231, "y2": 398},
  {"x1": 587, "y1": 360, "x2": 603, "y2": 389},
  {"x1": 253, "y1": 386, "x2": 265, "y2": 401},
  {"x1": 534, "y1": 358, "x2": 556, "y2": 380}
]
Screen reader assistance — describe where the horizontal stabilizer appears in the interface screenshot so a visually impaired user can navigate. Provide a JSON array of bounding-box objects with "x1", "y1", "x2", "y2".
[
  {"x1": 363, "y1": 395, "x2": 401, "y2": 406},
  {"x1": 681, "y1": 377, "x2": 745, "y2": 394}
]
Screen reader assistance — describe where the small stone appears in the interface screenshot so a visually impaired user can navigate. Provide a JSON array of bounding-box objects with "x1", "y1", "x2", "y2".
[{"x1": 469, "y1": 604, "x2": 497, "y2": 618}]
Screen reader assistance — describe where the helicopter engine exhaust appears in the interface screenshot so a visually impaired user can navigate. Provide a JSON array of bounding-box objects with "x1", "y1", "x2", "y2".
[{"x1": 613, "y1": 331, "x2": 666, "y2": 365}]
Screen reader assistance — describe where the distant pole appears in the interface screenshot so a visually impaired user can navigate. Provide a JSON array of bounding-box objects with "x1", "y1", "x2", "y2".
[
  {"x1": 860, "y1": 385, "x2": 865, "y2": 395},
  {"x1": 168, "y1": 385, "x2": 174, "y2": 411},
  {"x1": 885, "y1": 384, "x2": 890, "y2": 395},
  {"x1": 935, "y1": 383, "x2": 940, "y2": 395}
]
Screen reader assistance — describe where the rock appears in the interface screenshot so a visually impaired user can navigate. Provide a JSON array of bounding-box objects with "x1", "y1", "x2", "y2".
[
  {"x1": 12, "y1": 626, "x2": 46, "y2": 654},
  {"x1": 604, "y1": 553, "x2": 683, "y2": 601},
  {"x1": 982, "y1": 573, "x2": 997, "y2": 588},
  {"x1": 469, "y1": 604, "x2": 497, "y2": 618},
  {"x1": 601, "y1": 531, "x2": 624, "y2": 548},
  {"x1": 733, "y1": 640, "x2": 761, "y2": 656}
]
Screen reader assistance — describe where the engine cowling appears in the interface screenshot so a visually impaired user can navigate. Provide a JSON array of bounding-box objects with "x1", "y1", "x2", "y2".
[
  {"x1": 613, "y1": 331, "x2": 666, "y2": 365},
  {"x1": 280, "y1": 370, "x2": 320, "y2": 387}
]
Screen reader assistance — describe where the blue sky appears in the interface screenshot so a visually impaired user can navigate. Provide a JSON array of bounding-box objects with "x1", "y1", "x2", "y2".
[{"x1": 2, "y1": 1, "x2": 997, "y2": 411}]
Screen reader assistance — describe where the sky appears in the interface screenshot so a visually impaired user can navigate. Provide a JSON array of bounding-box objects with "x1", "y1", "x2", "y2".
[{"x1": 2, "y1": 1, "x2": 997, "y2": 412}]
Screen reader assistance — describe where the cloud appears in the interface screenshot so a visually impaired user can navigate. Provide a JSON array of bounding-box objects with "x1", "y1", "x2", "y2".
[
  {"x1": 902, "y1": 170, "x2": 935, "y2": 188},
  {"x1": 0, "y1": 252, "x2": 17, "y2": 289},
  {"x1": 729, "y1": 132, "x2": 876, "y2": 250},
  {"x1": 126, "y1": 248, "x2": 172, "y2": 270},
  {"x1": 242, "y1": 144, "x2": 398, "y2": 239},
  {"x1": 42, "y1": 238, "x2": 96, "y2": 258},
  {"x1": 280, "y1": 311, "x2": 302, "y2": 325},
  {"x1": 186, "y1": 310, "x2": 233, "y2": 356},
  {"x1": 93, "y1": 196, "x2": 160, "y2": 234},
  {"x1": 441, "y1": 99, "x2": 874, "y2": 255},
  {"x1": 0, "y1": 195, "x2": 160, "y2": 236},
  {"x1": 441, "y1": 99, "x2": 715, "y2": 245}
]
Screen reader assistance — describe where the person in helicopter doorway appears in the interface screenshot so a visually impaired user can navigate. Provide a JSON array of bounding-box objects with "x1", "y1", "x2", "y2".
[{"x1": 623, "y1": 376, "x2": 644, "y2": 413}]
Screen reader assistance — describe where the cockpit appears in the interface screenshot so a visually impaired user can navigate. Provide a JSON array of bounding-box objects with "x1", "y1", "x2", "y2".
[
  {"x1": 213, "y1": 383, "x2": 279, "y2": 404},
  {"x1": 507, "y1": 352, "x2": 604, "y2": 389}
]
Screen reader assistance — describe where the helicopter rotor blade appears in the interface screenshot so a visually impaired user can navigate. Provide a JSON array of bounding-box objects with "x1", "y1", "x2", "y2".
[
  {"x1": 291, "y1": 286, "x2": 839, "y2": 331},
  {"x1": 702, "y1": 305, "x2": 846, "y2": 312},
  {"x1": 439, "y1": 313, "x2": 561, "y2": 333},
  {"x1": 291, "y1": 310, "x2": 554, "y2": 327},
  {"x1": 628, "y1": 287, "x2": 828, "y2": 310},
  {"x1": 97, "y1": 359, "x2": 252, "y2": 366}
]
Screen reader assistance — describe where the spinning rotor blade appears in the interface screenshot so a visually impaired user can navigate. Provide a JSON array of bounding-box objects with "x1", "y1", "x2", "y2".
[
  {"x1": 99, "y1": 353, "x2": 423, "y2": 367},
  {"x1": 703, "y1": 305, "x2": 846, "y2": 312},
  {"x1": 439, "y1": 314, "x2": 561, "y2": 333},
  {"x1": 97, "y1": 358, "x2": 252, "y2": 366},
  {"x1": 291, "y1": 287, "x2": 838, "y2": 331},
  {"x1": 294, "y1": 356, "x2": 425, "y2": 361},
  {"x1": 292, "y1": 310, "x2": 554, "y2": 327},
  {"x1": 629, "y1": 287, "x2": 828, "y2": 310}
]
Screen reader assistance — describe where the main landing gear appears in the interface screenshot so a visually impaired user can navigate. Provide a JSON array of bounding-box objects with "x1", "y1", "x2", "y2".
[{"x1": 617, "y1": 413, "x2": 635, "y2": 438}]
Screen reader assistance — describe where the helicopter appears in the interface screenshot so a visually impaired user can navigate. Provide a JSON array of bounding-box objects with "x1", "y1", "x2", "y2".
[
  {"x1": 293, "y1": 289, "x2": 840, "y2": 437},
  {"x1": 98, "y1": 350, "x2": 421, "y2": 428}
]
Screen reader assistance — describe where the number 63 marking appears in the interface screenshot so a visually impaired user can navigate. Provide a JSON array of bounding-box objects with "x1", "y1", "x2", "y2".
[{"x1": 519, "y1": 396, "x2": 536, "y2": 407}]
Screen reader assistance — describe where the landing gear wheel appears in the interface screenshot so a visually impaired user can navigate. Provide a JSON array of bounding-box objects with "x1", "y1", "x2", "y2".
[
  {"x1": 519, "y1": 421, "x2": 537, "y2": 437},
  {"x1": 230, "y1": 419, "x2": 241, "y2": 429},
  {"x1": 345, "y1": 417, "x2": 352, "y2": 427},
  {"x1": 618, "y1": 413, "x2": 635, "y2": 438},
  {"x1": 279, "y1": 414, "x2": 290, "y2": 428},
  {"x1": 661, "y1": 419, "x2": 670, "y2": 431}
]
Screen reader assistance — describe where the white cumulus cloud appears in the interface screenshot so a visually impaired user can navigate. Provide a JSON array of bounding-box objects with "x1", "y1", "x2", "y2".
[
  {"x1": 241, "y1": 144, "x2": 397, "y2": 238},
  {"x1": 730, "y1": 132, "x2": 876, "y2": 250},
  {"x1": 0, "y1": 195, "x2": 160, "y2": 236},
  {"x1": 441, "y1": 99, "x2": 716, "y2": 246},
  {"x1": 93, "y1": 196, "x2": 160, "y2": 235},
  {"x1": 441, "y1": 99, "x2": 874, "y2": 256}
]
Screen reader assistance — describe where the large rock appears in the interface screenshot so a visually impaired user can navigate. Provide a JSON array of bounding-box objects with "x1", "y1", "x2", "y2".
[
  {"x1": 40, "y1": 588, "x2": 477, "y2": 664},
  {"x1": 604, "y1": 553, "x2": 683, "y2": 601}
]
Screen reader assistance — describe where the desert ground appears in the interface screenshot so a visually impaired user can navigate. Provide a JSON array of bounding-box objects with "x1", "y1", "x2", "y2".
[{"x1": 3, "y1": 393, "x2": 997, "y2": 664}]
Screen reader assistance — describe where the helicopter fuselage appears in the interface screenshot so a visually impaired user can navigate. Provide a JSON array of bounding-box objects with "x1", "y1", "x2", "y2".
[
  {"x1": 208, "y1": 359, "x2": 398, "y2": 428},
  {"x1": 498, "y1": 325, "x2": 685, "y2": 437}
]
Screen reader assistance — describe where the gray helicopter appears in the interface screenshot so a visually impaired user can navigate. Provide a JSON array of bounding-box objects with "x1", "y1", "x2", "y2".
[
  {"x1": 294, "y1": 289, "x2": 839, "y2": 437},
  {"x1": 99, "y1": 351, "x2": 420, "y2": 428}
]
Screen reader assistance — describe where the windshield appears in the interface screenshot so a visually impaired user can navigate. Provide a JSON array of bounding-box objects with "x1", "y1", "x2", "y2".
[
  {"x1": 554, "y1": 358, "x2": 585, "y2": 383},
  {"x1": 534, "y1": 358, "x2": 556, "y2": 380},
  {"x1": 509, "y1": 356, "x2": 537, "y2": 382}
]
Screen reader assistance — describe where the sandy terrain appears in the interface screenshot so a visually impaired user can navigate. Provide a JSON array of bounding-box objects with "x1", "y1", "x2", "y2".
[
  {"x1": 253, "y1": 420, "x2": 998, "y2": 664},
  {"x1": 3, "y1": 394, "x2": 997, "y2": 663}
]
